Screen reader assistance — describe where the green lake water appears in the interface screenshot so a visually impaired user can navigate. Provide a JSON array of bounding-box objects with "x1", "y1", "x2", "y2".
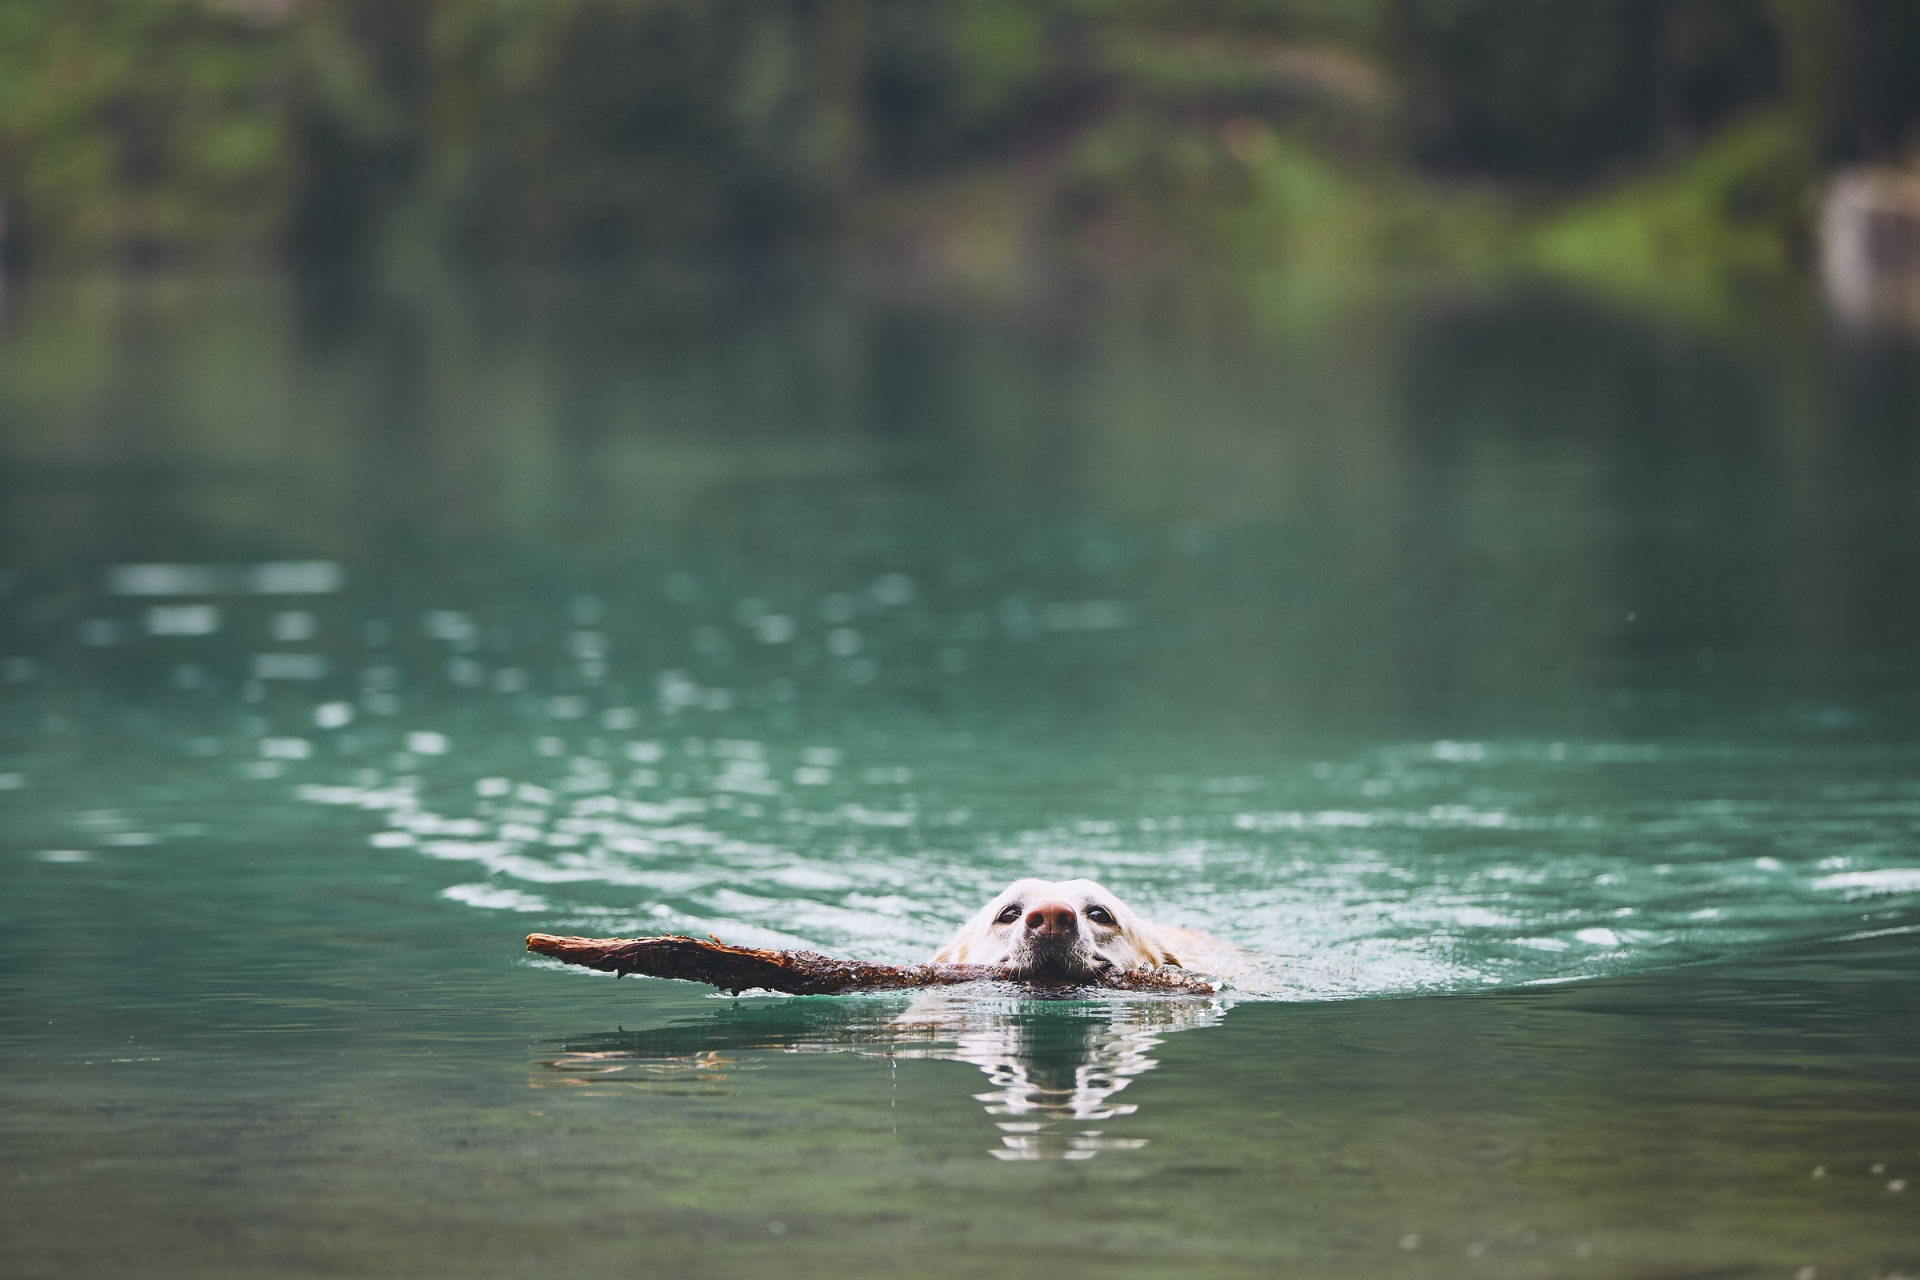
[{"x1": 1, "y1": 272, "x2": 1917, "y2": 1278}]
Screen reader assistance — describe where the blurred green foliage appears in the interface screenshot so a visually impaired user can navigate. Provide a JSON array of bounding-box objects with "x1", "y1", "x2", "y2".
[
  {"x1": 1, "y1": 0, "x2": 1916, "y2": 310},
  {"x1": 1526, "y1": 112, "x2": 1812, "y2": 319},
  {"x1": 0, "y1": 0, "x2": 297, "y2": 263}
]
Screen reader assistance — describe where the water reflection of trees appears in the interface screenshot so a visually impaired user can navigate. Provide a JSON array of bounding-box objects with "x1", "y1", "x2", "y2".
[
  {"x1": 529, "y1": 994, "x2": 1228, "y2": 1161},
  {"x1": 11, "y1": 280, "x2": 1919, "y2": 740}
]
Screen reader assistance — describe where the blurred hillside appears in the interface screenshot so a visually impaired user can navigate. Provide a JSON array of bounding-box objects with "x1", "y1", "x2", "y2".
[{"x1": 2, "y1": 0, "x2": 1917, "y2": 308}]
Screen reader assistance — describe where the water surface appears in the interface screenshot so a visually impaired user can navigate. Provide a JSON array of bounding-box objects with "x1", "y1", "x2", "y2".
[{"x1": 2, "y1": 273, "x2": 1917, "y2": 1277}]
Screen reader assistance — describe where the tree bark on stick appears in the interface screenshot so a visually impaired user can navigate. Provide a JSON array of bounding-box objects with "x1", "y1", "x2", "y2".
[{"x1": 526, "y1": 933, "x2": 1217, "y2": 995}]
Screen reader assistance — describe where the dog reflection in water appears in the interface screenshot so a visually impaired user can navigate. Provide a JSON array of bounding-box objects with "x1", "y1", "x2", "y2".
[
  {"x1": 531, "y1": 995, "x2": 1226, "y2": 1160},
  {"x1": 890, "y1": 992, "x2": 1226, "y2": 1160}
]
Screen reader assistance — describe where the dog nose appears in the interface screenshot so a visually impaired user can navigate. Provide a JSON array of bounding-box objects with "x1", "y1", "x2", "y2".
[{"x1": 1025, "y1": 902, "x2": 1078, "y2": 936}]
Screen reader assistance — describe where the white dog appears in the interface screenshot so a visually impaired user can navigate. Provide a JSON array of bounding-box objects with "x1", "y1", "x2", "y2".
[{"x1": 932, "y1": 878, "x2": 1216, "y2": 981}]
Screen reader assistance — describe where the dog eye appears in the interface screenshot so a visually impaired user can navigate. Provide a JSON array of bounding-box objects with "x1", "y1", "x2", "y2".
[
  {"x1": 994, "y1": 904, "x2": 1022, "y2": 925},
  {"x1": 1086, "y1": 905, "x2": 1115, "y2": 927}
]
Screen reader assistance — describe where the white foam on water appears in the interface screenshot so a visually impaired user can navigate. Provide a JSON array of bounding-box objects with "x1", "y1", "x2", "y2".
[
  {"x1": 1811, "y1": 868, "x2": 1920, "y2": 897},
  {"x1": 441, "y1": 883, "x2": 551, "y2": 912}
]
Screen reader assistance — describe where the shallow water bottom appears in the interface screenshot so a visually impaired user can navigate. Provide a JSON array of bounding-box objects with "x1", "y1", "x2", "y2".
[{"x1": 5, "y1": 928, "x2": 1915, "y2": 1280}]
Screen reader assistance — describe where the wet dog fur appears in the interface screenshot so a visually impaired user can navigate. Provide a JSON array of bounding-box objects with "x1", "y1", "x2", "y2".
[{"x1": 932, "y1": 878, "x2": 1214, "y2": 982}]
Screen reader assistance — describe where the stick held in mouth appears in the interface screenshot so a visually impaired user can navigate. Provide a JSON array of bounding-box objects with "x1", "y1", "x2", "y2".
[{"x1": 525, "y1": 933, "x2": 1217, "y2": 995}]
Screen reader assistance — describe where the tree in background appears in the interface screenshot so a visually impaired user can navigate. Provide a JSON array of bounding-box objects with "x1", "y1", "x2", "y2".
[
  {"x1": 0, "y1": 0, "x2": 1915, "y2": 283},
  {"x1": 0, "y1": 0, "x2": 297, "y2": 265}
]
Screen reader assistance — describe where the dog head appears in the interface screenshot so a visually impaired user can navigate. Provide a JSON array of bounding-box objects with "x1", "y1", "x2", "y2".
[{"x1": 932, "y1": 878, "x2": 1179, "y2": 980}]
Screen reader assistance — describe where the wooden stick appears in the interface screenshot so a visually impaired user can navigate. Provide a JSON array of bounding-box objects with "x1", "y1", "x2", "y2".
[{"x1": 526, "y1": 933, "x2": 1217, "y2": 995}]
